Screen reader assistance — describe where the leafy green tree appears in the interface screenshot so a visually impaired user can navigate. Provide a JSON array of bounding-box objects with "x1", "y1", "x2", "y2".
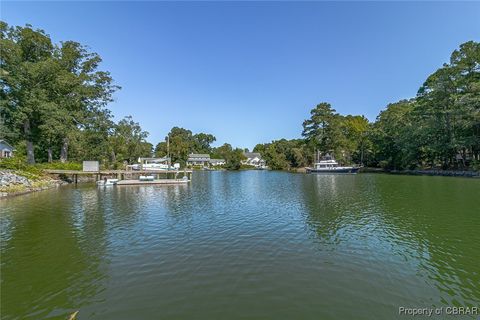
[
  {"x1": 370, "y1": 100, "x2": 414, "y2": 169},
  {"x1": 264, "y1": 144, "x2": 289, "y2": 170},
  {"x1": 155, "y1": 127, "x2": 216, "y2": 164},
  {"x1": 51, "y1": 41, "x2": 119, "y2": 162},
  {"x1": 73, "y1": 109, "x2": 114, "y2": 164},
  {"x1": 0, "y1": 22, "x2": 119, "y2": 163},
  {"x1": 211, "y1": 143, "x2": 245, "y2": 170},
  {"x1": 0, "y1": 22, "x2": 54, "y2": 163},
  {"x1": 416, "y1": 41, "x2": 480, "y2": 168},
  {"x1": 340, "y1": 115, "x2": 371, "y2": 165},
  {"x1": 254, "y1": 139, "x2": 309, "y2": 170},
  {"x1": 110, "y1": 116, "x2": 152, "y2": 165},
  {"x1": 302, "y1": 103, "x2": 344, "y2": 159},
  {"x1": 193, "y1": 133, "x2": 216, "y2": 154}
]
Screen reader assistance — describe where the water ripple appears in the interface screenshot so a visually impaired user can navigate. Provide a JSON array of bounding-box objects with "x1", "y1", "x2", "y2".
[{"x1": 1, "y1": 172, "x2": 479, "y2": 319}]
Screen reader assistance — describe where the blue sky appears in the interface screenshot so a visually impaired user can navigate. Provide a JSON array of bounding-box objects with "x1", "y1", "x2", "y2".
[{"x1": 2, "y1": 1, "x2": 479, "y2": 149}]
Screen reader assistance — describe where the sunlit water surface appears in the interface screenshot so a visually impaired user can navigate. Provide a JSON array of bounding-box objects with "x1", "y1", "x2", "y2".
[{"x1": 1, "y1": 172, "x2": 479, "y2": 319}]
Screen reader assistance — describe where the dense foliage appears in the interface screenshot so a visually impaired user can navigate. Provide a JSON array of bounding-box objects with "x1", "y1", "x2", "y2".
[
  {"x1": 154, "y1": 128, "x2": 246, "y2": 169},
  {"x1": 154, "y1": 127, "x2": 216, "y2": 165},
  {"x1": 1, "y1": 22, "x2": 478, "y2": 171},
  {"x1": 371, "y1": 41, "x2": 480, "y2": 170},
  {"x1": 211, "y1": 143, "x2": 245, "y2": 170},
  {"x1": 0, "y1": 22, "x2": 152, "y2": 166},
  {"x1": 256, "y1": 41, "x2": 480, "y2": 171}
]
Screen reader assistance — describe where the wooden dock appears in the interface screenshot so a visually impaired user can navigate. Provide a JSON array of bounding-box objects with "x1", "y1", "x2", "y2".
[
  {"x1": 116, "y1": 179, "x2": 189, "y2": 185},
  {"x1": 44, "y1": 169, "x2": 193, "y2": 184}
]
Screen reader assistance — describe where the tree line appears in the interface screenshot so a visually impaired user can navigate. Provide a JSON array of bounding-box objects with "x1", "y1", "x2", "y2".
[
  {"x1": 0, "y1": 22, "x2": 248, "y2": 170},
  {"x1": 1, "y1": 22, "x2": 479, "y2": 171},
  {"x1": 154, "y1": 127, "x2": 246, "y2": 170},
  {"x1": 255, "y1": 41, "x2": 480, "y2": 171},
  {"x1": 0, "y1": 22, "x2": 152, "y2": 166}
]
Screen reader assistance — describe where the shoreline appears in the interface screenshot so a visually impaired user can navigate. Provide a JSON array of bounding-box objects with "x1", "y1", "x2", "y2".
[
  {"x1": 291, "y1": 166, "x2": 479, "y2": 178},
  {"x1": 359, "y1": 167, "x2": 480, "y2": 178},
  {"x1": 2, "y1": 167, "x2": 479, "y2": 199},
  {"x1": 0, "y1": 183, "x2": 60, "y2": 199},
  {"x1": 0, "y1": 180, "x2": 68, "y2": 199},
  {"x1": 0, "y1": 170, "x2": 69, "y2": 199}
]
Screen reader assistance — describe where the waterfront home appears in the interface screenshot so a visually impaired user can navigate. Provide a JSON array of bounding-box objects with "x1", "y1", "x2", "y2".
[
  {"x1": 209, "y1": 158, "x2": 226, "y2": 166},
  {"x1": 0, "y1": 140, "x2": 14, "y2": 158},
  {"x1": 242, "y1": 152, "x2": 266, "y2": 168},
  {"x1": 187, "y1": 154, "x2": 211, "y2": 166}
]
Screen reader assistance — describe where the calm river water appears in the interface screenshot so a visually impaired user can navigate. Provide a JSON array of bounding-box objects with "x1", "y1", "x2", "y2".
[{"x1": 1, "y1": 172, "x2": 479, "y2": 319}]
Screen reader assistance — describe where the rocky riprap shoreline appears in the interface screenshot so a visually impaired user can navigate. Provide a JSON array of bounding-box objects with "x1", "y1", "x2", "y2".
[
  {"x1": 361, "y1": 167, "x2": 480, "y2": 177},
  {"x1": 0, "y1": 170, "x2": 65, "y2": 198},
  {"x1": 391, "y1": 169, "x2": 480, "y2": 177},
  {"x1": 0, "y1": 170, "x2": 32, "y2": 187}
]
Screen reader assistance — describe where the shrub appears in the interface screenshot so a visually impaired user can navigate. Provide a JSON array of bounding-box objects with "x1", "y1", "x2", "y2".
[
  {"x1": 0, "y1": 155, "x2": 29, "y2": 170},
  {"x1": 0, "y1": 156, "x2": 43, "y2": 177},
  {"x1": 471, "y1": 160, "x2": 480, "y2": 172}
]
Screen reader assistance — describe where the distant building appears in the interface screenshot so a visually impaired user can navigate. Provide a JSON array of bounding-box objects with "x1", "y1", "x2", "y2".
[
  {"x1": 242, "y1": 152, "x2": 266, "y2": 168},
  {"x1": 0, "y1": 140, "x2": 14, "y2": 158},
  {"x1": 187, "y1": 154, "x2": 210, "y2": 166},
  {"x1": 209, "y1": 158, "x2": 226, "y2": 166}
]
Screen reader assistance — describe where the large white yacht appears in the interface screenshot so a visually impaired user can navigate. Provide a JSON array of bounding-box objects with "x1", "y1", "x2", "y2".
[{"x1": 306, "y1": 153, "x2": 359, "y2": 174}]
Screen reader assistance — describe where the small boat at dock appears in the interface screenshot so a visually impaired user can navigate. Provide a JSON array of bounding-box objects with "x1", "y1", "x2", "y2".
[
  {"x1": 97, "y1": 178, "x2": 119, "y2": 186},
  {"x1": 97, "y1": 176, "x2": 190, "y2": 186},
  {"x1": 128, "y1": 157, "x2": 181, "y2": 171},
  {"x1": 139, "y1": 175, "x2": 155, "y2": 181},
  {"x1": 306, "y1": 153, "x2": 359, "y2": 174}
]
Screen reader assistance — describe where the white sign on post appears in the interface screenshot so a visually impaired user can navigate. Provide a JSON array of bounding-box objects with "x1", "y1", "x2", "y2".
[{"x1": 83, "y1": 161, "x2": 99, "y2": 172}]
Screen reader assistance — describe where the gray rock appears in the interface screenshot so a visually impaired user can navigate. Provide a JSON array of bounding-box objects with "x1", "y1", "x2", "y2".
[{"x1": 0, "y1": 170, "x2": 33, "y2": 187}]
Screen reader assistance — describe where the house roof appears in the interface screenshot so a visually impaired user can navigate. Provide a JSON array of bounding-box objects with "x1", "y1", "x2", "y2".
[
  {"x1": 243, "y1": 152, "x2": 261, "y2": 159},
  {"x1": 0, "y1": 140, "x2": 14, "y2": 150},
  {"x1": 188, "y1": 153, "x2": 210, "y2": 158},
  {"x1": 138, "y1": 157, "x2": 170, "y2": 163},
  {"x1": 209, "y1": 158, "x2": 225, "y2": 163}
]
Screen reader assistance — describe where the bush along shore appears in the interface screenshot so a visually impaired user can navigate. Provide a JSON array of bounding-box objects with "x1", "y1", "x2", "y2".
[{"x1": 0, "y1": 170, "x2": 67, "y2": 198}]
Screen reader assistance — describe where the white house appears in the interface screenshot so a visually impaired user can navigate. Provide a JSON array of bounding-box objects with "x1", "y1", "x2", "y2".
[
  {"x1": 242, "y1": 152, "x2": 266, "y2": 168},
  {"x1": 0, "y1": 140, "x2": 14, "y2": 158},
  {"x1": 187, "y1": 154, "x2": 210, "y2": 167}
]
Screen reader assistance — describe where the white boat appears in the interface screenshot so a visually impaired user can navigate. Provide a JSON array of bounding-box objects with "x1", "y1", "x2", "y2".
[
  {"x1": 306, "y1": 153, "x2": 359, "y2": 174},
  {"x1": 97, "y1": 178, "x2": 119, "y2": 186},
  {"x1": 139, "y1": 175, "x2": 155, "y2": 181},
  {"x1": 130, "y1": 158, "x2": 180, "y2": 171}
]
